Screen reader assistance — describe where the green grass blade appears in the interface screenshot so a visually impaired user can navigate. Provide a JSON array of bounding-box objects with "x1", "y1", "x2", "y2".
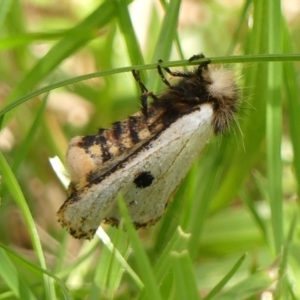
[
  {"x1": 0, "y1": 0, "x2": 12, "y2": 29},
  {"x1": 1, "y1": 0, "x2": 132, "y2": 127},
  {"x1": 95, "y1": 227, "x2": 143, "y2": 290},
  {"x1": 56, "y1": 241, "x2": 100, "y2": 278},
  {"x1": 212, "y1": 269, "x2": 274, "y2": 300},
  {"x1": 282, "y1": 20, "x2": 300, "y2": 202},
  {"x1": 90, "y1": 229, "x2": 133, "y2": 299},
  {"x1": 266, "y1": 0, "x2": 283, "y2": 255},
  {"x1": 0, "y1": 32, "x2": 66, "y2": 50},
  {"x1": 226, "y1": 0, "x2": 252, "y2": 55},
  {"x1": 204, "y1": 254, "x2": 246, "y2": 300},
  {"x1": 114, "y1": 0, "x2": 146, "y2": 89},
  {"x1": 12, "y1": 94, "x2": 48, "y2": 171},
  {"x1": 274, "y1": 214, "x2": 297, "y2": 299},
  {"x1": 0, "y1": 152, "x2": 56, "y2": 299},
  {"x1": 1, "y1": 2, "x2": 300, "y2": 298},
  {"x1": 239, "y1": 189, "x2": 269, "y2": 245},
  {"x1": 211, "y1": 0, "x2": 270, "y2": 211},
  {"x1": 0, "y1": 248, "x2": 37, "y2": 300},
  {"x1": 284, "y1": 60, "x2": 300, "y2": 197},
  {"x1": 159, "y1": 0, "x2": 184, "y2": 59},
  {"x1": 182, "y1": 147, "x2": 223, "y2": 257},
  {"x1": 118, "y1": 195, "x2": 162, "y2": 300},
  {"x1": 148, "y1": 0, "x2": 182, "y2": 90},
  {"x1": 114, "y1": 0, "x2": 144, "y2": 66},
  {"x1": 172, "y1": 250, "x2": 200, "y2": 300},
  {"x1": 153, "y1": 227, "x2": 190, "y2": 282},
  {"x1": 2, "y1": 54, "x2": 298, "y2": 120},
  {"x1": 151, "y1": 0, "x2": 181, "y2": 61},
  {"x1": 0, "y1": 244, "x2": 73, "y2": 300}
]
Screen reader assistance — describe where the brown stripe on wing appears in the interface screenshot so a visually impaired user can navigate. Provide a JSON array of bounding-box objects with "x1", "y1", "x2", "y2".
[
  {"x1": 96, "y1": 133, "x2": 112, "y2": 162},
  {"x1": 129, "y1": 116, "x2": 141, "y2": 144},
  {"x1": 105, "y1": 110, "x2": 151, "y2": 152},
  {"x1": 66, "y1": 105, "x2": 169, "y2": 189},
  {"x1": 112, "y1": 121, "x2": 123, "y2": 140}
]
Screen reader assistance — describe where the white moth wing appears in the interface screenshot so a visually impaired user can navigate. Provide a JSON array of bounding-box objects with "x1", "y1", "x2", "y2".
[
  {"x1": 59, "y1": 104, "x2": 213, "y2": 237},
  {"x1": 111, "y1": 103, "x2": 214, "y2": 223}
]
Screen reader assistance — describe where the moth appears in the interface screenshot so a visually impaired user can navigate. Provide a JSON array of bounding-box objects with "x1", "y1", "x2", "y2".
[{"x1": 57, "y1": 54, "x2": 239, "y2": 239}]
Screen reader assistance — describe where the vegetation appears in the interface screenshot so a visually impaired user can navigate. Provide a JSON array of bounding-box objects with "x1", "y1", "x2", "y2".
[{"x1": 0, "y1": 0, "x2": 300, "y2": 299}]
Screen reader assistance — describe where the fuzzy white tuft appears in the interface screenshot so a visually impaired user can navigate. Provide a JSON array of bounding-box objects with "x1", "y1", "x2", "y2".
[{"x1": 207, "y1": 68, "x2": 237, "y2": 100}]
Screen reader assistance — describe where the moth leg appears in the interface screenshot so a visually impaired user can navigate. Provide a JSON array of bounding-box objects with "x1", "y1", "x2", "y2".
[
  {"x1": 157, "y1": 59, "x2": 192, "y2": 87},
  {"x1": 188, "y1": 54, "x2": 212, "y2": 85},
  {"x1": 132, "y1": 69, "x2": 157, "y2": 118},
  {"x1": 189, "y1": 54, "x2": 212, "y2": 83},
  {"x1": 158, "y1": 55, "x2": 211, "y2": 85},
  {"x1": 189, "y1": 53, "x2": 211, "y2": 69},
  {"x1": 157, "y1": 60, "x2": 200, "y2": 105},
  {"x1": 158, "y1": 57, "x2": 209, "y2": 104}
]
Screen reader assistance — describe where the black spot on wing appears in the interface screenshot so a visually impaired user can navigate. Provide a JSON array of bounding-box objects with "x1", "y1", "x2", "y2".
[{"x1": 134, "y1": 171, "x2": 154, "y2": 188}]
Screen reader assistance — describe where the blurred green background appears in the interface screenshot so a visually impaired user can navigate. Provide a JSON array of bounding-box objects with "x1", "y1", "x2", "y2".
[{"x1": 0, "y1": 0, "x2": 300, "y2": 299}]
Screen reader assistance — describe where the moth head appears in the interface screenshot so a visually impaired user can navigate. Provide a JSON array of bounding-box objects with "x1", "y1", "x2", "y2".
[{"x1": 205, "y1": 66, "x2": 240, "y2": 135}]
